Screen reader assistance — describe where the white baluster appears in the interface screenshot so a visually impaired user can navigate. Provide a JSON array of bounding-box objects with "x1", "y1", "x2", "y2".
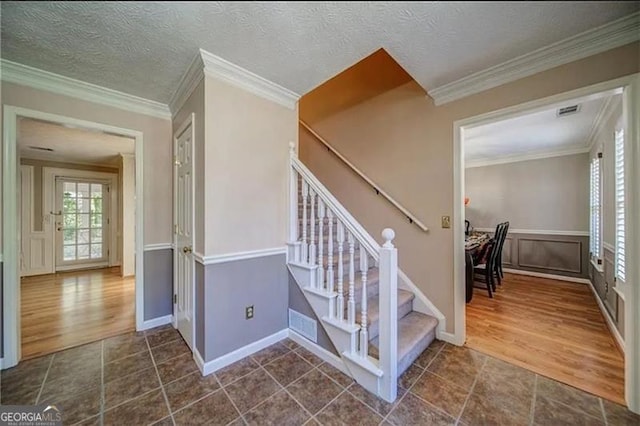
[
  {"x1": 301, "y1": 180, "x2": 309, "y2": 263},
  {"x1": 336, "y1": 221, "x2": 345, "y2": 321},
  {"x1": 309, "y1": 188, "x2": 316, "y2": 271},
  {"x1": 317, "y1": 199, "x2": 325, "y2": 289},
  {"x1": 347, "y1": 232, "x2": 356, "y2": 326},
  {"x1": 327, "y1": 210, "x2": 335, "y2": 294},
  {"x1": 359, "y1": 247, "x2": 369, "y2": 357}
]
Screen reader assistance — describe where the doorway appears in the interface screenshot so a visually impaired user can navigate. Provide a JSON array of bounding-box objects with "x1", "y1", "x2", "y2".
[
  {"x1": 453, "y1": 74, "x2": 640, "y2": 411},
  {"x1": 3, "y1": 106, "x2": 145, "y2": 366}
]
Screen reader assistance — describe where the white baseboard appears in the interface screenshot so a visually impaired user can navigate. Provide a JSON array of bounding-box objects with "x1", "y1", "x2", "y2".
[
  {"x1": 437, "y1": 331, "x2": 463, "y2": 346},
  {"x1": 503, "y1": 268, "x2": 590, "y2": 284},
  {"x1": 287, "y1": 329, "x2": 351, "y2": 376},
  {"x1": 139, "y1": 315, "x2": 173, "y2": 331},
  {"x1": 587, "y1": 281, "x2": 625, "y2": 354},
  {"x1": 196, "y1": 329, "x2": 289, "y2": 376},
  {"x1": 0, "y1": 358, "x2": 4, "y2": 370}
]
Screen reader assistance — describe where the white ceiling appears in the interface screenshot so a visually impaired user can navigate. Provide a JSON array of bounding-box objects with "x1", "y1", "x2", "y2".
[
  {"x1": 1, "y1": 2, "x2": 637, "y2": 103},
  {"x1": 19, "y1": 118, "x2": 135, "y2": 165},
  {"x1": 464, "y1": 94, "x2": 620, "y2": 165}
]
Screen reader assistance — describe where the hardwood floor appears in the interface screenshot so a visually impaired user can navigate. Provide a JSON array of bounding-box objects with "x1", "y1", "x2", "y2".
[
  {"x1": 466, "y1": 272, "x2": 625, "y2": 405},
  {"x1": 21, "y1": 267, "x2": 135, "y2": 360}
]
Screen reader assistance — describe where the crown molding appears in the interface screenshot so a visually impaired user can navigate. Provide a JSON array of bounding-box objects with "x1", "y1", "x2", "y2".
[
  {"x1": 168, "y1": 52, "x2": 205, "y2": 114},
  {"x1": 587, "y1": 95, "x2": 622, "y2": 150},
  {"x1": 0, "y1": 59, "x2": 171, "y2": 119},
  {"x1": 199, "y1": 49, "x2": 300, "y2": 110},
  {"x1": 429, "y1": 12, "x2": 640, "y2": 105},
  {"x1": 465, "y1": 145, "x2": 590, "y2": 169}
]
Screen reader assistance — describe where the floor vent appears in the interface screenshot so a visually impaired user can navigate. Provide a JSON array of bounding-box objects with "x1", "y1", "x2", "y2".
[{"x1": 288, "y1": 309, "x2": 317, "y2": 343}]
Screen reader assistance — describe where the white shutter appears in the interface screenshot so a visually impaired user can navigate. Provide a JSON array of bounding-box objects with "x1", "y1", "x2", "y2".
[
  {"x1": 614, "y1": 129, "x2": 625, "y2": 283},
  {"x1": 590, "y1": 156, "x2": 602, "y2": 261}
]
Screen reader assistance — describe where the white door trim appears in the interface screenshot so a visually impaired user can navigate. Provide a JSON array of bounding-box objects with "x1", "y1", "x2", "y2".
[
  {"x1": 2, "y1": 106, "x2": 145, "y2": 368},
  {"x1": 172, "y1": 113, "x2": 196, "y2": 350},
  {"x1": 453, "y1": 73, "x2": 640, "y2": 411}
]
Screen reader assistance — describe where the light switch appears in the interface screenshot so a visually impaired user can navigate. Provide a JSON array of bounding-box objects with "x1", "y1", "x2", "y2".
[{"x1": 442, "y1": 216, "x2": 451, "y2": 228}]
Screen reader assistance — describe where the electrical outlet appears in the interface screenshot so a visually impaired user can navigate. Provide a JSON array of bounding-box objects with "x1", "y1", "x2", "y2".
[
  {"x1": 441, "y1": 215, "x2": 451, "y2": 228},
  {"x1": 245, "y1": 305, "x2": 254, "y2": 319}
]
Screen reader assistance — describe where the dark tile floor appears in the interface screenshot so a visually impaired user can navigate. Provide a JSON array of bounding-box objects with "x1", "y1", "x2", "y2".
[{"x1": 2, "y1": 325, "x2": 639, "y2": 425}]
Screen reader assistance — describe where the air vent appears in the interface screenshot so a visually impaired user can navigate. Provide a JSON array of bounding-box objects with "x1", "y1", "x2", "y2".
[
  {"x1": 288, "y1": 309, "x2": 317, "y2": 342},
  {"x1": 28, "y1": 146, "x2": 55, "y2": 152},
  {"x1": 557, "y1": 104, "x2": 581, "y2": 117}
]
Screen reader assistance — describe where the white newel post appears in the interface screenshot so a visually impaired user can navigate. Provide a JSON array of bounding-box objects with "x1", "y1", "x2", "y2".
[
  {"x1": 336, "y1": 221, "x2": 345, "y2": 321},
  {"x1": 379, "y1": 228, "x2": 398, "y2": 402},
  {"x1": 288, "y1": 142, "x2": 300, "y2": 262}
]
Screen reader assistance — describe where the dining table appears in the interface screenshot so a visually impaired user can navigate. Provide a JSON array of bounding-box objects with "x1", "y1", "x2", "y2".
[{"x1": 464, "y1": 232, "x2": 491, "y2": 302}]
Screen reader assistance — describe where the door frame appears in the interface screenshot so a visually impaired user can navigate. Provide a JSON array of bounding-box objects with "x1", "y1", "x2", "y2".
[
  {"x1": 172, "y1": 113, "x2": 196, "y2": 348},
  {"x1": 47, "y1": 170, "x2": 118, "y2": 270},
  {"x1": 453, "y1": 73, "x2": 640, "y2": 411},
  {"x1": 2, "y1": 106, "x2": 145, "y2": 368}
]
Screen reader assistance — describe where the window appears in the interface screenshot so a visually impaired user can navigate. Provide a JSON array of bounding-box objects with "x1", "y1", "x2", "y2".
[
  {"x1": 615, "y1": 129, "x2": 625, "y2": 283},
  {"x1": 590, "y1": 154, "x2": 602, "y2": 263}
]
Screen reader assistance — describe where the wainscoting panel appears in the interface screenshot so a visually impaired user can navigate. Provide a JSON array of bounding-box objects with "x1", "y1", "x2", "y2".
[
  {"x1": 501, "y1": 232, "x2": 589, "y2": 278},
  {"x1": 517, "y1": 239, "x2": 582, "y2": 274}
]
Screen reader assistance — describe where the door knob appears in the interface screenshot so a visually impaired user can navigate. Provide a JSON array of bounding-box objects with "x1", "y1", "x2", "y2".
[{"x1": 183, "y1": 246, "x2": 192, "y2": 254}]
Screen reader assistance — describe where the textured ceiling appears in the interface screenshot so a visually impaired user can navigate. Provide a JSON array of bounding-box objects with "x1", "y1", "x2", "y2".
[
  {"x1": 464, "y1": 95, "x2": 619, "y2": 163},
  {"x1": 1, "y1": 2, "x2": 638, "y2": 104},
  {"x1": 19, "y1": 118, "x2": 135, "y2": 165}
]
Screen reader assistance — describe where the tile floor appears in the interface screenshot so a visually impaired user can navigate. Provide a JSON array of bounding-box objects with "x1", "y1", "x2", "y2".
[{"x1": 1, "y1": 325, "x2": 639, "y2": 425}]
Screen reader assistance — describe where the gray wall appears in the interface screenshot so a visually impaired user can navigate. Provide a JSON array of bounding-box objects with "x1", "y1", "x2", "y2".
[
  {"x1": 590, "y1": 246, "x2": 624, "y2": 336},
  {"x1": 195, "y1": 261, "x2": 205, "y2": 358},
  {"x1": 465, "y1": 153, "x2": 589, "y2": 232},
  {"x1": 1, "y1": 262, "x2": 3, "y2": 357},
  {"x1": 498, "y1": 232, "x2": 590, "y2": 279},
  {"x1": 201, "y1": 254, "x2": 288, "y2": 362},
  {"x1": 288, "y1": 272, "x2": 338, "y2": 355},
  {"x1": 143, "y1": 249, "x2": 174, "y2": 320}
]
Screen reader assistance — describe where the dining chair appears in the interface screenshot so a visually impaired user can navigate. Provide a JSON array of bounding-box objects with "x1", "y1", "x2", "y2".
[
  {"x1": 491, "y1": 222, "x2": 506, "y2": 286},
  {"x1": 465, "y1": 220, "x2": 471, "y2": 236},
  {"x1": 495, "y1": 221, "x2": 510, "y2": 282},
  {"x1": 473, "y1": 238, "x2": 498, "y2": 298}
]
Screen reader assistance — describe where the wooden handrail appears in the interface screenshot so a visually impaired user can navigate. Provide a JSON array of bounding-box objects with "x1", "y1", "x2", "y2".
[{"x1": 299, "y1": 120, "x2": 429, "y2": 232}]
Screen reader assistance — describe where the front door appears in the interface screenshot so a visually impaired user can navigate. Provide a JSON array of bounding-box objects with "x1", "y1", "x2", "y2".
[
  {"x1": 174, "y1": 120, "x2": 194, "y2": 349},
  {"x1": 55, "y1": 179, "x2": 109, "y2": 270}
]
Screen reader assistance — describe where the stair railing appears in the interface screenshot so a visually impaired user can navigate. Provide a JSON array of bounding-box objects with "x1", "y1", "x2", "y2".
[{"x1": 288, "y1": 142, "x2": 398, "y2": 402}]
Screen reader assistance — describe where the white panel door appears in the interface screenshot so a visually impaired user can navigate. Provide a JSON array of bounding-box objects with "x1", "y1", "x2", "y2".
[
  {"x1": 55, "y1": 179, "x2": 110, "y2": 270},
  {"x1": 174, "y1": 122, "x2": 194, "y2": 349},
  {"x1": 20, "y1": 165, "x2": 54, "y2": 276}
]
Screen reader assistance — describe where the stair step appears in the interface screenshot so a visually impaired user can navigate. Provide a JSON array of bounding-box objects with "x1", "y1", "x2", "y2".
[
  {"x1": 370, "y1": 312, "x2": 438, "y2": 377},
  {"x1": 355, "y1": 289, "x2": 414, "y2": 341}
]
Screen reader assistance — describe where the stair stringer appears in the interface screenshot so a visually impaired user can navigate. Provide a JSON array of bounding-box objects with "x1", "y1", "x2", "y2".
[
  {"x1": 286, "y1": 264, "x2": 387, "y2": 397},
  {"x1": 397, "y1": 269, "x2": 446, "y2": 337}
]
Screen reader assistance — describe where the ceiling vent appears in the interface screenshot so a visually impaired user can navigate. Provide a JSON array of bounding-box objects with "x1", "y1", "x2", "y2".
[
  {"x1": 557, "y1": 104, "x2": 581, "y2": 117},
  {"x1": 28, "y1": 146, "x2": 55, "y2": 152}
]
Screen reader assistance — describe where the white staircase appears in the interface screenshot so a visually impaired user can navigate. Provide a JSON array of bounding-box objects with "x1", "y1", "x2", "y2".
[{"x1": 286, "y1": 143, "x2": 439, "y2": 402}]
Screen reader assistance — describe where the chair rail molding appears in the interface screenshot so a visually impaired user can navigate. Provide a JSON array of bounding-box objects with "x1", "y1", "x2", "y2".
[
  {"x1": 428, "y1": 12, "x2": 640, "y2": 105},
  {"x1": 473, "y1": 228, "x2": 590, "y2": 237},
  {"x1": 0, "y1": 59, "x2": 171, "y2": 119},
  {"x1": 193, "y1": 246, "x2": 287, "y2": 266},
  {"x1": 144, "y1": 243, "x2": 174, "y2": 251}
]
